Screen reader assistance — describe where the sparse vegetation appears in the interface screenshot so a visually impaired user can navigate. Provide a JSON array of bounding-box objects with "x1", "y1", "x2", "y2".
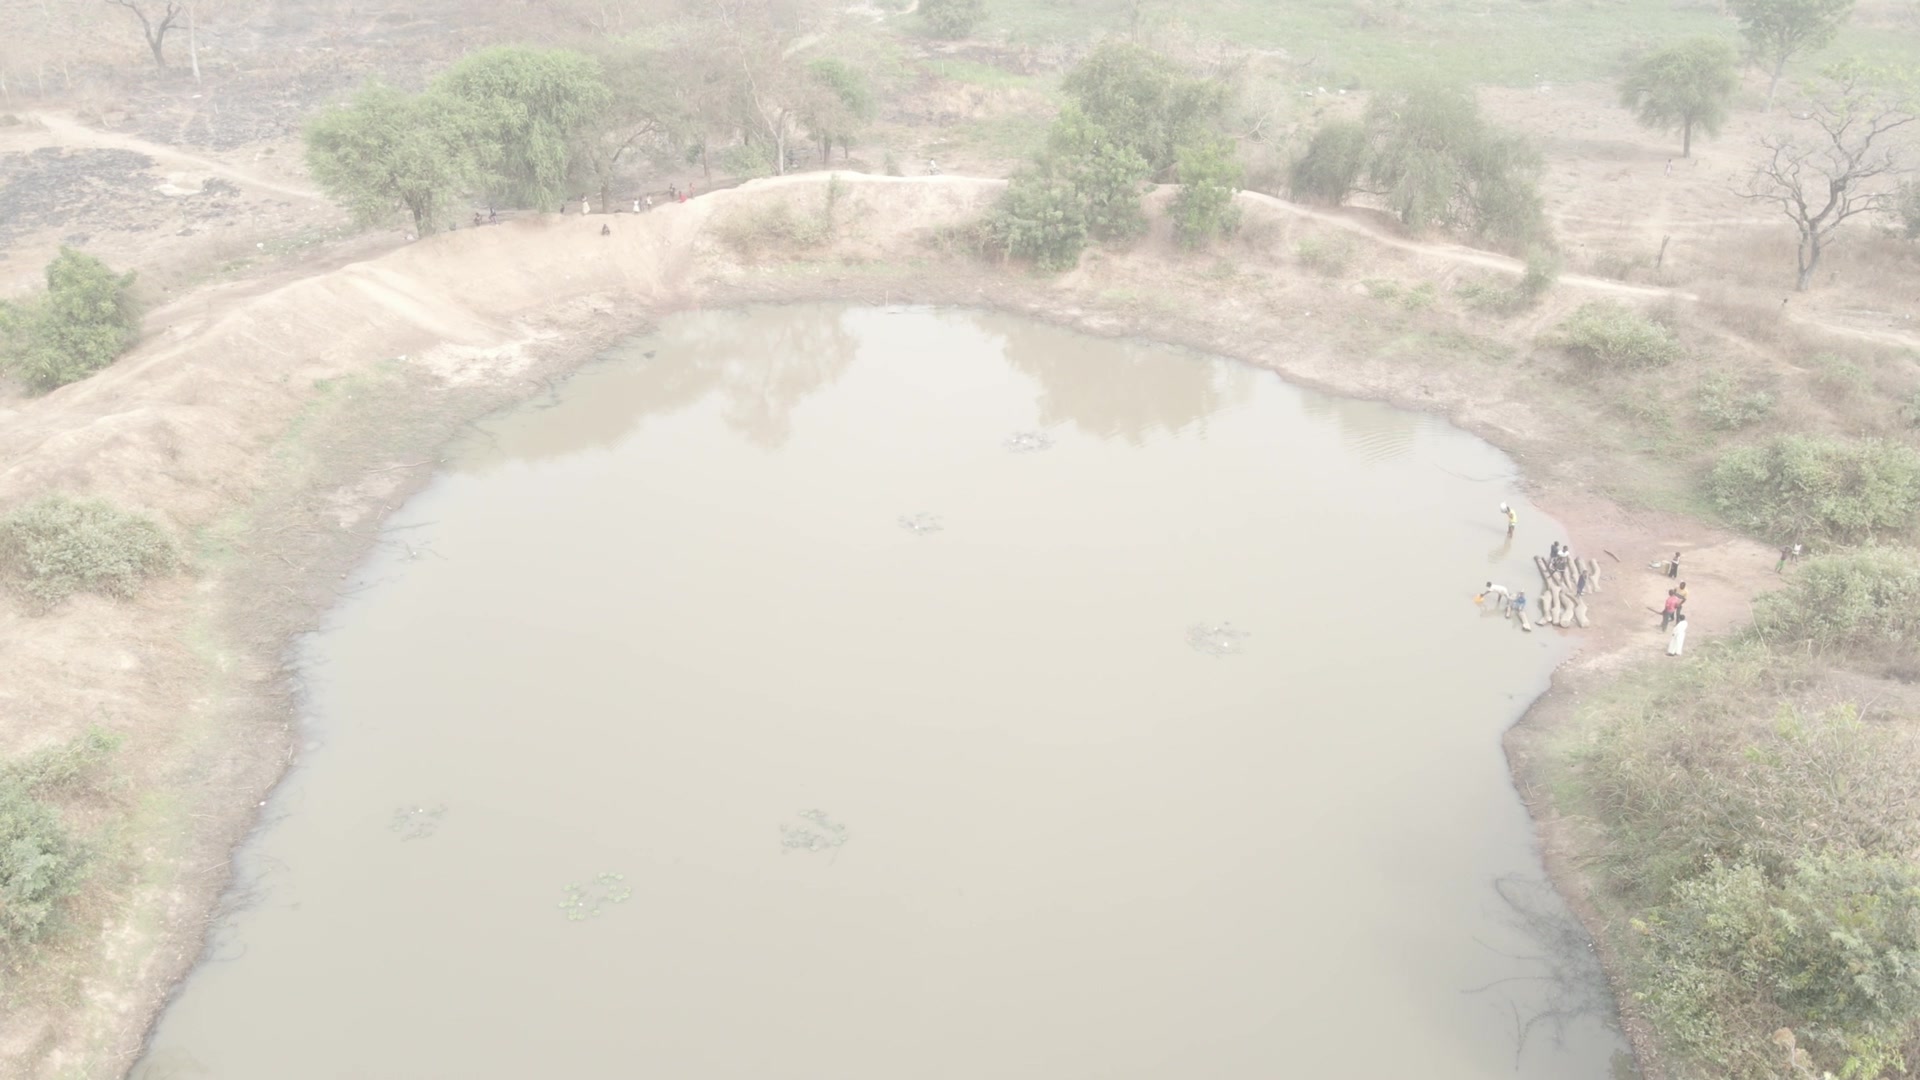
[
  {"x1": 922, "y1": 0, "x2": 987, "y2": 38},
  {"x1": 1707, "y1": 434, "x2": 1920, "y2": 541},
  {"x1": 1286, "y1": 120, "x2": 1369, "y2": 206},
  {"x1": 0, "y1": 496, "x2": 178, "y2": 612},
  {"x1": 1557, "y1": 300, "x2": 1685, "y2": 370},
  {"x1": 1729, "y1": 0, "x2": 1858, "y2": 107},
  {"x1": 1695, "y1": 371, "x2": 1778, "y2": 430},
  {"x1": 0, "y1": 249, "x2": 140, "y2": 394}
]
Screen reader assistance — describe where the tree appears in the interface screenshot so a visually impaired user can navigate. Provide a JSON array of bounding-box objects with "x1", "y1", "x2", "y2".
[
  {"x1": 1896, "y1": 179, "x2": 1920, "y2": 239},
  {"x1": 983, "y1": 109, "x2": 1151, "y2": 270},
  {"x1": 800, "y1": 59, "x2": 873, "y2": 163},
  {"x1": 714, "y1": 0, "x2": 816, "y2": 176},
  {"x1": 1740, "y1": 64, "x2": 1916, "y2": 290},
  {"x1": 104, "y1": 0, "x2": 181, "y2": 69},
  {"x1": 1361, "y1": 80, "x2": 1548, "y2": 249},
  {"x1": 1060, "y1": 41, "x2": 1232, "y2": 179},
  {"x1": 1171, "y1": 136, "x2": 1242, "y2": 247},
  {"x1": 1729, "y1": 0, "x2": 1856, "y2": 109},
  {"x1": 1287, "y1": 119, "x2": 1368, "y2": 205},
  {"x1": 1619, "y1": 38, "x2": 1740, "y2": 157},
  {"x1": 0, "y1": 248, "x2": 140, "y2": 394},
  {"x1": 574, "y1": 43, "x2": 688, "y2": 210},
  {"x1": 435, "y1": 46, "x2": 609, "y2": 210},
  {"x1": 921, "y1": 0, "x2": 985, "y2": 38},
  {"x1": 305, "y1": 82, "x2": 485, "y2": 236}
]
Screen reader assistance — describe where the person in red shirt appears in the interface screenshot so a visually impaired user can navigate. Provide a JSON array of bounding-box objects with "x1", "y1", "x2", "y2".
[{"x1": 1660, "y1": 589, "x2": 1681, "y2": 631}]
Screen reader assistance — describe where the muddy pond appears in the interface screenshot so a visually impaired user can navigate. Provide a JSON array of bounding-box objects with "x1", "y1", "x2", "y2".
[{"x1": 134, "y1": 305, "x2": 1629, "y2": 1079}]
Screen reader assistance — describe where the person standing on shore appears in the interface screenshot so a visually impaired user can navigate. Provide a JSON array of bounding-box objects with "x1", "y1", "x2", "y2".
[
  {"x1": 1668, "y1": 551, "x2": 1681, "y2": 579},
  {"x1": 1667, "y1": 613, "x2": 1689, "y2": 656},
  {"x1": 1660, "y1": 590, "x2": 1681, "y2": 631}
]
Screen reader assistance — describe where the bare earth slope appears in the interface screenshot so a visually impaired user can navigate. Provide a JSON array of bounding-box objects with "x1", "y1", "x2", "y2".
[{"x1": 0, "y1": 173, "x2": 1841, "y2": 1077}]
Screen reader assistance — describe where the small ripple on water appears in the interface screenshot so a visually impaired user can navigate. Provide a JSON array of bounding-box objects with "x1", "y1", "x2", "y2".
[
  {"x1": 387, "y1": 804, "x2": 446, "y2": 841},
  {"x1": 780, "y1": 809, "x2": 849, "y2": 856},
  {"x1": 897, "y1": 513, "x2": 943, "y2": 536},
  {"x1": 1004, "y1": 430, "x2": 1055, "y2": 453},
  {"x1": 558, "y1": 873, "x2": 634, "y2": 921}
]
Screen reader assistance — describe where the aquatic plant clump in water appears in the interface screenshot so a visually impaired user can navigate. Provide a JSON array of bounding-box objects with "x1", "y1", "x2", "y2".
[
  {"x1": 897, "y1": 513, "x2": 944, "y2": 535},
  {"x1": 1004, "y1": 431, "x2": 1056, "y2": 453},
  {"x1": 780, "y1": 809, "x2": 849, "y2": 855},
  {"x1": 1187, "y1": 621, "x2": 1250, "y2": 657},
  {"x1": 387, "y1": 804, "x2": 445, "y2": 841},
  {"x1": 558, "y1": 873, "x2": 633, "y2": 921}
]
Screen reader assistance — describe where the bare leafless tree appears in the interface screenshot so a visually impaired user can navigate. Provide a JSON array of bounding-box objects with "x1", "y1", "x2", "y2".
[
  {"x1": 104, "y1": 0, "x2": 182, "y2": 68},
  {"x1": 1740, "y1": 65, "x2": 1916, "y2": 290}
]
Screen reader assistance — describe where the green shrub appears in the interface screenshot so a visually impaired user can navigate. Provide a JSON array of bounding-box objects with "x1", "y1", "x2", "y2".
[
  {"x1": 0, "y1": 773, "x2": 82, "y2": 947},
  {"x1": 0, "y1": 248, "x2": 140, "y2": 394},
  {"x1": 1557, "y1": 300, "x2": 1685, "y2": 370},
  {"x1": 1707, "y1": 435, "x2": 1920, "y2": 542},
  {"x1": 1808, "y1": 351, "x2": 1868, "y2": 401},
  {"x1": 1640, "y1": 853, "x2": 1920, "y2": 1080},
  {"x1": 1695, "y1": 371, "x2": 1777, "y2": 431},
  {"x1": 1753, "y1": 546, "x2": 1920, "y2": 652},
  {"x1": 0, "y1": 495, "x2": 178, "y2": 611},
  {"x1": 1171, "y1": 136, "x2": 1242, "y2": 248},
  {"x1": 921, "y1": 0, "x2": 986, "y2": 37},
  {"x1": 981, "y1": 109, "x2": 1150, "y2": 271},
  {"x1": 1286, "y1": 119, "x2": 1368, "y2": 205}
]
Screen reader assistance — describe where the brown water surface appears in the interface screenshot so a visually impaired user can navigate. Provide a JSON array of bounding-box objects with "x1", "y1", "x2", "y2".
[{"x1": 134, "y1": 305, "x2": 1628, "y2": 1080}]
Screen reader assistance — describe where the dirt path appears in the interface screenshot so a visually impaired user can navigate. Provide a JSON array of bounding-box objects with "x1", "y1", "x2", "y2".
[{"x1": 21, "y1": 112, "x2": 325, "y2": 204}]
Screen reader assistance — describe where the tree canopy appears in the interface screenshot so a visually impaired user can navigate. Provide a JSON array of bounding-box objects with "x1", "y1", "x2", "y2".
[
  {"x1": 1060, "y1": 41, "x2": 1232, "y2": 179},
  {"x1": 1362, "y1": 80, "x2": 1548, "y2": 249},
  {"x1": 437, "y1": 46, "x2": 611, "y2": 211},
  {"x1": 305, "y1": 81, "x2": 487, "y2": 235},
  {"x1": 1729, "y1": 0, "x2": 1856, "y2": 107},
  {"x1": 1618, "y1": 38, "x2": 1740, "y2": 157}
]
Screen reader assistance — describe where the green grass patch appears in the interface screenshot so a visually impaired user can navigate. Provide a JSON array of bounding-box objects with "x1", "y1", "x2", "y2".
[{"x1": 0, "y1": 496, "x2": 178, "y2": 612}]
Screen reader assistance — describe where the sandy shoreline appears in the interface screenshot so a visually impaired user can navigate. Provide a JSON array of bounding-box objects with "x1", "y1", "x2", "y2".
[{"x1": 0, "y1": 173, "x2": 1771, "y2": 1078}]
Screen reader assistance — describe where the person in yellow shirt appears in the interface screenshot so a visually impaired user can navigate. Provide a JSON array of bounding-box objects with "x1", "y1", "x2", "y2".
[{"x1": 1500, "y1": 502, "x2": 1517, "y2": 537}]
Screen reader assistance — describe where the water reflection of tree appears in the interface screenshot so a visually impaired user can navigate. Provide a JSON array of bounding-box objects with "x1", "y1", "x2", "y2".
[
  {"x1": 1000, "y1": 327, "x2": 1255, "y2": 446},
  {"x1": 471, "y1": 306, "x2": 860, "y2": 467},
  {"x1": 1465, "y1": 876, "x2": 1625, "y2": 1070}
]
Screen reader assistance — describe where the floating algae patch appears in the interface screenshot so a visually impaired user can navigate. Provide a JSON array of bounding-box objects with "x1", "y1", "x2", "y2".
[
  {"x1": 897, "y1": 512, "x2": 943, "y2": 536},
  {"x1": 779, "y1": 809, "x2": 849, "y2": 856},
  {"x1": 387, "y1": 804, "x2": 446, "y2": 841},
  {"x1": 1004, "y1": 430, "x2": 1055, "y2": 453},
  {"x1": 1187, "y1": 621, "x2": 1251, "y2": 658},
  {"x1": 558, "y1": 873, "x2": 634, "y2": 921}
]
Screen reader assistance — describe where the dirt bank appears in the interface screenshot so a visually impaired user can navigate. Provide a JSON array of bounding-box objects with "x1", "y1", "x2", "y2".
[{"x1": 1, "y1": 172, "x2": 1776, "y2": 1077}]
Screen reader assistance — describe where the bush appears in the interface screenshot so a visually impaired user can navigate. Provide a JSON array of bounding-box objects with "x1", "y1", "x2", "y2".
[
  {"x1": 0, "y1": 248, "x2": 140, "y2": 394},
  {"x1": 1171, "y1": 136, "x2": 1242, "y2": 248},
  {"x1": 1753, "y1": 546, "x2": 1920, "y2": 652},
  {"x1": 1557, "y1": 300, "x2": 1685, "y2": 369},
  {"x1": 0, "y1": 729, "x2": 120, "y2": 950},
  {"x1": 1707, "y1": 435, "x2": 1920, "y2": 542},
  {"x1": 921, "y1": 0, "x2": 985, "y2": 37},
  {"x1": 0, "y1": 495, "x2": 178, "y2": 611},
  {"x1": 1287, "y1": 120, "x2": 1368, "y2": 205},
  {"x1": 981, "y1": 109, "x2": 1150, "y2": 271},
  {"x1": 1294, "y1": 235, "x2": 1352, "y2": 276},
  {"x1": 1695, "y1": 371, "x2": 1777, "y2": 431},
  {"x1": 1518, "y1": 245, "x2": 1561, "y2": 302},
  {"x1": 1353, "y1": 80, "x2": 1550, "y2": 249},
  {"x1": 1640, "y1": 853, "x2": 1920, "y2": 1080},
  {"x1": 0, "y1": 773, "x2": 82, "y2": 948},
  {"x1": 1897, "y1": 180, "x2": 1920, "y2": 241},
  {"x1": 1059, "y1": 42, "x2": 1231, "y2": 178}
]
